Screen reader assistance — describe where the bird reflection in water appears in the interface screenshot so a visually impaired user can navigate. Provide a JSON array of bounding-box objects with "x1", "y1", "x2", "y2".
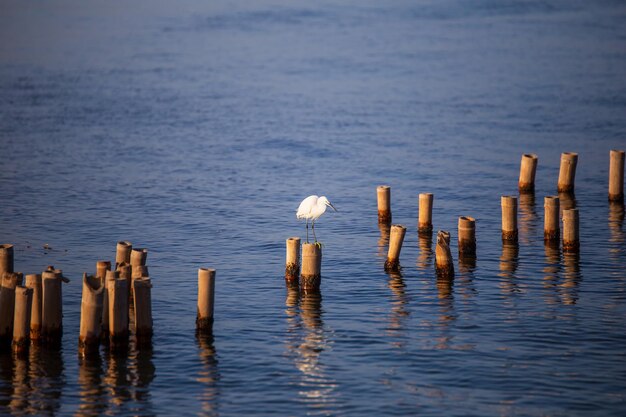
[
  {"x1": 285, "y1": 288, "x2": 338, "y2": 414},
  {"x1": 499, "y1": 243, "x2": 520, "y2": 295},
  {"x1": 0, "y1": 344, "x2": 65, "y2": 415},
  {"x1": 518, "y1": 192, "x2": 537, "y2": 245},
  {"x1": 377, "y1": 223, "x2": 391, "y2": 258},
  {"x1": 416, "y1": 231, "x2": 433, "y2": 271},
  {"x1": 196, "y1": 332, "x2": 220, "y2": 417}
]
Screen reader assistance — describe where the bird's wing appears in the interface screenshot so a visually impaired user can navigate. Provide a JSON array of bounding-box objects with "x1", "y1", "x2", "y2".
[{"x1": 296, "y1": 195, "x2": 319, "y2": 218}]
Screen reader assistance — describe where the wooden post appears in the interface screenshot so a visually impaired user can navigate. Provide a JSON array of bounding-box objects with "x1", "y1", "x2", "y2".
[
  {"x1": 131, "y1": 265, "x2": 149, "y2": 299},
  {"x1": 435, "y1": 230, "x2": 454, "y2": 277},
  {"x1": 102, "y1": 270, "x2": 119, "y2": 337},
  {"x1": 544, "y1": 196, "x2": 560, "y2": 242},
  {"x1": 115, "y1": 241, "x2": 132, "y2": 267},
  {"x1": 0, "y1": 272, "x2": 23, "y2": 347},
  {"x1": 108, "y1": 274, "x2": 128, "y2": 349},
  {"x1": 25, "y1": 274, "x2": 42, "y2": 342},
  {"x1": 117, "y1": 261, "x2": 132, "y2": 300},
  {"x1": 130, "y1": 248, "x2": 148, "y2": 267},
  {"x1": 12, "y1": 286, "x2": 33, "y2": 354},
  {"x1": 384, "y1": 224, "x2": 406, "y2": 271},
  {"x1": 79, "y1": 273, "x2": 104, "y2": 352},
  {"x1": 301, "y1": 243, "x2": 322, "y2": 293},
  {"x1": 133, "y1": 278, "x2": 153, "y2": 345},
  {"x1": 557, "y1": 152, "x2": 578, "y2": 193},
  {"x1": 197, "y1": 268, "x2": 216, "y2": 332},
  {"x1": 96, "y1": 260, "x2": 111, "y2": 281},
  {"x1": 0, "y1": 244, "x2": 14, "y2": 278},
  {"x1": 42, "y1": 268, "x2": 64, "y2": 347},
  {"x1": 562, "y1": 208, "x2": 580, "y2": 253},
  {"x1": 418, "y1": 193, "x2": 434, "y2": 233},
  {"x1": 501, "y1": 196, "x2": 518, "y2": 242},
  {"x1": 377, "y1": 185, "x2": 391, "y2": 224},
  {"x1": 457, "y1": 216, "x2": 476, "y2": 257},
  {"x1": 519, "y1": 153, "x2": 538, "y2": 192},
  {"x1": 609, "y1": 149, "x2": 625, "y2": 202},
  {"x1": 285, "y1": 237, "x2": 301, "y2": 285}
]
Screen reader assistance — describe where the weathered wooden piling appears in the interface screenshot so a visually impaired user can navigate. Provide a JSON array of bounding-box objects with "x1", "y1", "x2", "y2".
[
  {"x1": 285, "y1": 237, "x2": 301, "y2": 285},
  {"x1": 12, "y1": 286, "x2": 33, "y2": 355},
  {"x1": 519, "y1": 153, "x2": 538, "y2": 192},
  {"x1": 133, "y1": 278, "x2": 153, "y2": 345},
  {"x1": 115, "y1": 241, "x2": 132, "y2": 267},
  {"x1": 79, "y1": 273, "x2": 104, "y2": 352},
  {"x1": 96, "y1": 261, "x2": 111, "y2": 281},
  {"x1": 544, "y1": 196, "x2": 560, "y2": 242},
  {"x1": 377, "y1": 185, "x2": 392, "y2": 224},
  {"x1": 41, "y1": 268, "x2": 64, "y2": 347},
  {"x1": 418, "y1": 193, "x2": 434, "y2": 233},
  {"x1": 562, "y1": 208, "x2": 580, "y2": 253},
  {"x1": 435, "y1": 230, "x2": 454, "y2": 277},
  {"x1": 301, "y1": 243, "x2": 322, "y2": 293},
  {"x1": 131, "y1": 265, "x2": 149, "y2": 299},
  {"x1": 557, "y1": 152, "x2": 578, "y2": 193},
  {"x1": 102, "y1": 269, "x2": 119, "y2": 337},
  {"x1": 384, "y1": 225, "x2": 406, "y2": 271},
  {"x1": 197, "y1": 268, "x2": 216, "y2": 332},
  {"x1": 609, "y1": 149, "x2": 625, "y2": 202},
  {"x1": 501, "y1": 196, "x2": 518, "y2": 242},
  {"x1": 130, "y1": 248, "x2": 148, "y2": 267},
  {"x1": 108, "y1": 274, "x2": 129, "y2": 348},
  {"x1": 0, "y1": 244, "x2": 14, "y2": 278},
  {"x1": 457, "y1": 216, "x2": 476, "y2": 257},
  {"x1": 117, "y1": 261, "x2": 132, "y2": 300},
  {"x1": 0, "y1": 272, "x2": 23, "y2": 347},
  {"x1": 24, "y1": 274, "x2": 42, "y2": 342}
]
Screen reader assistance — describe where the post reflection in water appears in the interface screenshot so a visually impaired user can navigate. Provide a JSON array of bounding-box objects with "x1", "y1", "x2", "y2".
[
  {"x1": 608, "y1": 202, "x2": 625, "y2": 254},
  {"x1": 377, "y1": 223, "x2": 391, "y2": 258},
  {"x1": 561, "y1": 252, "x2": 582, "y2": 305},
  {"x1": 518, "y1": 192, "x2": 537, "y2": 245},
  {"x1": 386, "y1": 269, "x2": 409, "y2": 344},
  {"x1": 284, "y1": 288, "x2": 337, "y2": 414},
  {"x1": 196, "y1": 333, "x2": 220, "y2": 417},
  {"x1": 76, "y1": 353, "x2": 106, "y2": 417},
  {"x1": 542, "y1": 242, "x2": 562, "y2": 306},
  {"x1": 0, "y1": 344, "x2": 65, "y2": 415},
  {"x1": 458, "y1": 257, "x2": 477, "y2": 301},
  {"x1": 559, "y1": 192, "x2": 577, "y2": 214},
  {"x1": 435, "y1": 275, "x2": 455, "y2": 349},
  {"x1": 416, "y1": 231, "x2": 433, "y2": 271},
  {"x1": 499, "y1": 244, "x2": 520, "y2": 295}
]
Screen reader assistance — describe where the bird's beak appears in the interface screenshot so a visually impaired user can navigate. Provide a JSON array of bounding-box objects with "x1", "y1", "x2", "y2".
[{"x1": 328, "y1": 202, "x2": 337, "y2": 212}]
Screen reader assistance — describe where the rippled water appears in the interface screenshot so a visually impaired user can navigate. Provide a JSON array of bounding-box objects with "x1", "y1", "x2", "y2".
[{"x1": 1, "y1": 0, "x2": 626, "y2": 415}]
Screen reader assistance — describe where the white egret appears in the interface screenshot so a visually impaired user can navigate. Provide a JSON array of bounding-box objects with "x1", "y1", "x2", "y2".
[{"x1": 296, "y1": 195, "x2": 337, "y2": 242}]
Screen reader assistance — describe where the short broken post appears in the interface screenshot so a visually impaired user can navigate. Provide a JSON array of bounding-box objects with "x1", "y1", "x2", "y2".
[
  {"x1": 418, "y1": 193, "x2": 434, "y2": 233},
  {"x1": 301, "y1": 243, "x2": 322, "y2": 293},
  {"x1": 197, "y1": 268, "x2": 216, "y2": 333},
  {"x1": 544, "y1": 196, "x2": 560, "y2": 242},
  {"x1": 115, "y1": 241, "x2": 132, "y2": 267},
  {"x1": 79, "y1": 273, "x2": 104, "y2": 354},
  {"x1": 285, "y1": 237, "x2": 301, "y2": 286},
  {"x1": 377, "y1": 185, "x2": 392, "y2": 224},
  {"x1": 562, "y1": 208, "x2": 580, "y2": 253},
  {"x1": 0, "y1": 272, "x2": 23, "y2": 348},
  {"x1": 435, "y1": 230, "x2": 454, "y2": 277},
  {"x1": 12, "y1": 286, "x2": 33, "y2": 355},
  {"x1": 518, "y1": 153, "x2": 538, "y2": 192},
  {"x1": 25, "y1": 274, "x2": 42, "y2": 342},
  {"x1": 384, "y1": 225, "x2": 406, "y2": 271},
  {"x1": 108, "y1": 273, "x2": 129, "y2": 350},
  {"x1": 609, "y1": 149, "x2": 625, "y2": 202},
  {"x1": 42, "y1": 267, "x2": 65, "y2": 348},
  {"x1": 501, "y1": 196, "x2": 518, "y2": 242},
  {"x1": 0, "y1": 244, "x2": 14, "y2": 278},
  {"x1": 457, "y1": 216, "x2": 476, "y2": 258},
  {"x1": 133, "y1": 277, "x2": 153, "y2": 346},
  {"x1": 557, "y1": 152, "x2": 578, "y2": 193}
]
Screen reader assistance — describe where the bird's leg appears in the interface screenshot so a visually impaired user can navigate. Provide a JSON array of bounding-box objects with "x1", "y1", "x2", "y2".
[
  {"x1": 312, "y1": 220, "x2": 317, "y2": 242},
  {"x1": 305, "y1": 218, "x2": 309, "y2": 243}
]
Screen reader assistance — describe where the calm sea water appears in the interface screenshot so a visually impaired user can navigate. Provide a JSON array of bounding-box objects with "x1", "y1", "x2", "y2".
[{"x1": 1, "y1": 0, "x2": 626, "y2": 415}]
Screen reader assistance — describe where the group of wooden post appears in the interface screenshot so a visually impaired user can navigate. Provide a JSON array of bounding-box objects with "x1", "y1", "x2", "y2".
[
  {"x1": 375, "y1": 150, "x2": 624, "y2": 278},
  {"x1": 285, "y1": 238, "x2": 322, "y2": 293},
  {"x1": 0, "y1": 240, "x2": 154, "y2": 356}
]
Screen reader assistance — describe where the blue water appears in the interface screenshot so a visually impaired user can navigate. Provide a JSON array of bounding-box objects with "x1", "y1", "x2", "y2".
[{"x1": 1, "y1": 0, "x2": 626, "y2": 415}]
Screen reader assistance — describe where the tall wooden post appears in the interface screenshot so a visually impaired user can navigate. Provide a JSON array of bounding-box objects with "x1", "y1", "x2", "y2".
[
  {"x1": 115, "y1": 241, "x2": 132, "y2": 267},
  {"x1": 518, "y1": 153, "x2": 538, "y2": 192},
  {"x1": 42, "y1": 267, "x2": 64, "y2": 347},
  {"x1": 0, "y1": 244, "x2": 14, "y2": 278},
  {"x1": 435, "y1": 231, "x2": 454, "y2": 277},
  {"x1": 197, "y1": 268, "x2": 216, "y2": 333},
  {"x1": 130, "y1": 248, "x2": 148, "y2": 267},
  {"x1": 12, "y1": 286, "x2": 33, "y2": 355},
  {"x1": 133, "y1": 277, "x2": 153, "y2": 346},
  {"x1": 609, "y1": 150, "x2": 625, "y2": 202},
  {"x1": 501, "y1": 196, "x2": 518, "y2": 242},
  {"x1": 458, "y1": 216, "x2": 476, "y2": 257},
  {"x1": 544, "y1": 196, "x2": 560, "y2": 242},
  {"x1": 557, "y1": 152, "x2": 578, "y2": 193},
  {"x1": 25, "y1": 274, "x2": 42, "y2": 342},
  {"x1": 108, "y1": 274, "x2": 129, "y2": 349},
  {"x1": 285, "y1": 237, "x2": 301, "y2": 285},
  {"x1": 418, "y1": 193, "x2": 434, "y2": 233},
  {"x1": 562, "y1": 208, "x2": 580, "y2": 253},
  {"x1": 301, "y1": 243, "x2": 322, "y2": 293},
  {"x1": 79, "y1": 273, "x2": 104, "y2": 353},
  {"x1": 0, "y1": 272, "x2": 23, "y2": 347},
  {"x1": 377, "y1": 185, "x2": 392, "y2": 224},
  {"x1": 384, "y1": 225, "x2": 406, "y2": 271}
]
